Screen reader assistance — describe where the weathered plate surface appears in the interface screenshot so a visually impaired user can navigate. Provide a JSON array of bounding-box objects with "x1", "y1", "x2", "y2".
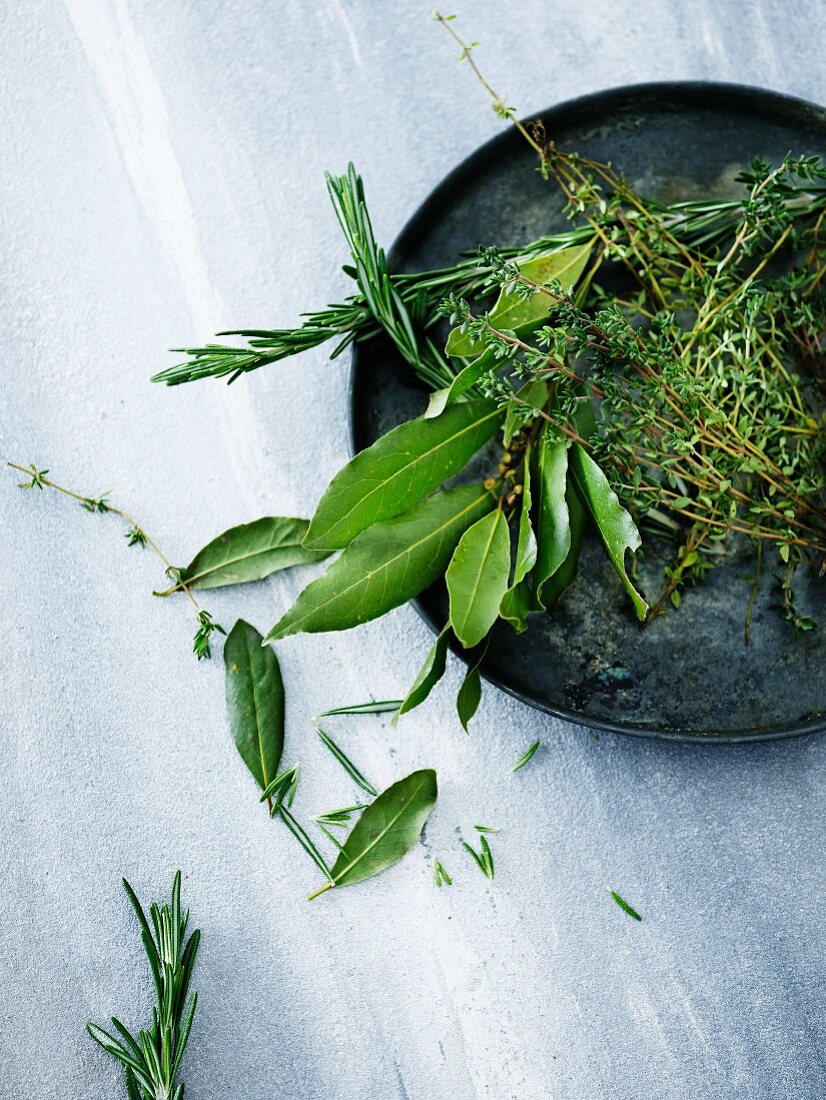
[{"x1": 349, "y1": 82, "x2": 826, "y2": 741}]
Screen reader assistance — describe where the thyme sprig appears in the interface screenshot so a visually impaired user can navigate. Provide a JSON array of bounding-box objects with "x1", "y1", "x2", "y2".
[{"x1": 8, "y1": 462, "x2": 225, "y2": 659}]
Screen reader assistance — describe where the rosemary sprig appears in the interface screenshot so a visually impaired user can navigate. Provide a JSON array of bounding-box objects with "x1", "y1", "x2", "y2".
[
  {"x1": 8, "y1": 462, "x2": 225, "y2": 659},
  {"x1": 87, "y1": 872, "x2": 199, "y2": 1100}
]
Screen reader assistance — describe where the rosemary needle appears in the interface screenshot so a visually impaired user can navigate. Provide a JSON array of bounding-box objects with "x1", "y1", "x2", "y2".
[
  {"x1": 511, "y1": 740, "x2": 541, "y2": 772},
  {"x1": 314, "y1": 699, "x2": 402, "y2": 718},
  {"x1": 610, "y1": 889, "x2": 642, "y2": 922},
  {"x1": 314, "y1": 724, "x2": 378, "y2": 797}
]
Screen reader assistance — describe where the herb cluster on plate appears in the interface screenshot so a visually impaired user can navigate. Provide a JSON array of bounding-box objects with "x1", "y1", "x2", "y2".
[{"x1": 147, "y1": 68, "x2": 825, "y2": 718}]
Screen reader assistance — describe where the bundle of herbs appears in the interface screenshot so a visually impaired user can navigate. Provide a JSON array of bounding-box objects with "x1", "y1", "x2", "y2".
[{"x1": 150, "y1": 39, "x2": 825, "y2": 723}]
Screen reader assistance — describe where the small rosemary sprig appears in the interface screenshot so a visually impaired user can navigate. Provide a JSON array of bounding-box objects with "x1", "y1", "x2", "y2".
[
  {"x1": 8, "y1": 462, "x2": 225, "y2": 659},
  {"x1": 87, "y1": 872, "x2": 200, "y2": 1100}
]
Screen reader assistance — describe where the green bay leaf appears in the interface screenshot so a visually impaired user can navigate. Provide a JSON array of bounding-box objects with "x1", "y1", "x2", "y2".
[
  {"x1": 533, "y1": 430, "x2": 572, "y2": 595},
  {"x1": 394, "y1": 626, "x2": 450, "y2": 720},
  {"x1": 539, "y1": 477, "x2": 586, "y2": 610},
  {"x1": 304, "y1": 400, "x2": 502, "y2": 550},
  {"x1": 568, "y1": 444, "x2": 648, "y2": 620},
  {"x1": 425, "y1": 348, "x2": 497, "y2": 419},
  {"x1": 492, "y1": 243, "x2": 592, "y2": 331},
  {"x1": 500, "y1": 440, "x2": 537, "y2": 633},
  {"x1": 309, "y1": 769, "x2": 437, "y2": 897},
  {"x1": 224, "y1": 619, "x2": 284, "y2": 790},
  {"x1": 456, "y1": 639, "x2": 488, "y2": 732},
  {"x1": 170, "y1": 516, "x2": 328, "y2": 592},
  {"x1": 445, "y1": 243, "x2": 593, "y2": 359},
  {"x1": 268, "y1": 483, "x2": 495, "y2": 641},
  {"x1": 446, "y1": 508, "x2": 511, "y2": 649}
]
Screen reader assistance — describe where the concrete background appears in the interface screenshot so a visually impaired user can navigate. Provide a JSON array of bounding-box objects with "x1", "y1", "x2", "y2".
[{"x1": 2, "y1": 2, "x2": 825, "y2": 1097}]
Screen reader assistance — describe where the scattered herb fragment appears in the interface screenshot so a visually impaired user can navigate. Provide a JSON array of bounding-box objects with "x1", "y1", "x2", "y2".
[
  {"x1": 511, "y1": 739, "x2": 541, "y2": 772},
  {"x1": 433, "y1": 859, "x2": 453, "y2": 887},
  {"x1": 315, "y1": 700, "x2": 402, "y2": 718},
  {"x1": 313, "y1": 804, "x2": 367, "y2": 827},
  {"x1": 463, "y1": 833, "x2": 495, "y2": 880},
  {"x1": 609, "y1": 889, "x2": 642, "y2": 922}
]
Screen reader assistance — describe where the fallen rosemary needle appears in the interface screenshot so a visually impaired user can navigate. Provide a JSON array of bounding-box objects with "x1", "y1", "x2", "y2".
[
  {"x1": 511, "y1": 740, "x2": 541, "y2": 772},
  {"x1": 314, "y1": 699, "x2": 402, "y2": 718},
  {"x1": 610, "y1": 889, "x2": 643, "y2": 922}
]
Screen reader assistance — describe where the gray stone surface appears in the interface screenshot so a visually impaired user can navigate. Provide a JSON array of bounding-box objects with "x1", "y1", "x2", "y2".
[{"x1": 1, "y1": 2, "x2": 825, "y2": 1097}]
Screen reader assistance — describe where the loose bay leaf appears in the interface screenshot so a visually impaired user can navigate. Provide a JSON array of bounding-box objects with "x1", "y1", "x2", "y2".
[
  {"x1": 568, "y1": 444, "x2": 648, "y2": 620},
  {"x1": 446, "y1": 509, "x2": 511, "y2": 649},
  {"x1": 224, "y1": 619, "x2": 284, "y2": 790},
  {"x1": 394, "y1": 626, "x2": 450, "y2": 720},
  {"x1": 308, "y1": 769, "x2": 438, "y2": 898},
  {"x1": 169, "y1": 517, "x2": 328, "y2": 592},
  {"x1": 267, "y1": 483, "x2": 495, "y2": 641},
  {"x1": 304, "y1": 400, "x2": 502, "y2": 550}
]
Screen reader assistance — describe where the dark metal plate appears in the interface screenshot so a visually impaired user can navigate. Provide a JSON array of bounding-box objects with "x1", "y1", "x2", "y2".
[{"x1": 349, "y1": 82, "x2": 826, "y2": 741}]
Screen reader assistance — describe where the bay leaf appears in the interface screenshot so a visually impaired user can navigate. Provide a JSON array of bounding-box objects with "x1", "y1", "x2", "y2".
[
  {"x1": 304, "y1": 400, "x2": 502, "y2": 551},
  {"x1": 533, "y1": 429, "x2": 572, "y2": 594},
  {"x1": 568, "y1": 444, "x2": 648, "y2": 620},
  {"x1": 267, "y1": 483, "x2": 495, "y2": 641},
  {"x1": 456, "y1": 639, "x2": 488, "y2": 732},
  {"x1": 445, "y1": 243, "x2": 593, "y2": 359},
  {"x1": 424, "y1": 348, "x2": 497, "y2": 419},
  {"x1": 308, "y1": 769, "x2": 438, "y2": 898},
  {"x1": 394, "y1": 626, "x2": 450, "y2": 721},
  {"x1": 168, "y1": 516, "x2": 328, "y2": 592},
  {"x1": 446, "y1": 508, "x2": 511, "y2": 649},
  {"x1": 500, "y1": 439, "x2": 537, "y2": 633},
  {"x1": 224, "y1": 619, "x2": 284, "y2": 790},
  {"x1": 503, "y1": 376, "x2": 548, "y2": 448},
  {"x1": 539, "y1": 477, "x2": 586, "y2": 610},
  {"x1": 490, "y1": 244, "x2": 592, "y2": 332}
]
